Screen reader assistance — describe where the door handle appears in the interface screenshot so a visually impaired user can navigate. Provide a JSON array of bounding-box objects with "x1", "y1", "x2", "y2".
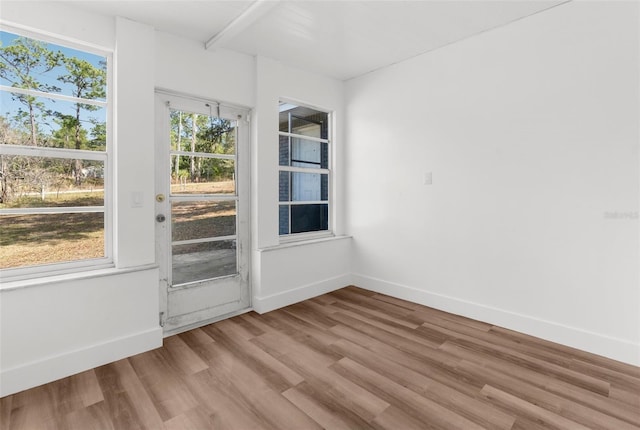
[{"x1": 156, "y1": 214, "x2": 166, "y2": 223}]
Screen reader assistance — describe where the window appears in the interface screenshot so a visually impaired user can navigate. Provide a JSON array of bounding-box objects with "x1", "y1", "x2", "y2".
[
  {"x1": 278, "y1": 101, "x2": 331, "y2": 237},
  {"x1": 0, "y1": 28, "x2": 110, "y2": 276}
]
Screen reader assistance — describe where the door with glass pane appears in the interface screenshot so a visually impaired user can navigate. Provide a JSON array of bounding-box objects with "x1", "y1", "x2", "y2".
[{"x1": 155, "y1": 91, "x2": 250, "y2": 334}]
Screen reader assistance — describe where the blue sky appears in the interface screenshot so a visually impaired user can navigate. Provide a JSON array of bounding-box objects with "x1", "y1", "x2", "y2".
[{"x1": 0, "y1": 30, "x2": 107, "y2": 136}]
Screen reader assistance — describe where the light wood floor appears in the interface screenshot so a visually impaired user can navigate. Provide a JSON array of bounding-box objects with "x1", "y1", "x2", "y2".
[{"x1": 2, "y1": 286, "x2": 639, "y2": 429}]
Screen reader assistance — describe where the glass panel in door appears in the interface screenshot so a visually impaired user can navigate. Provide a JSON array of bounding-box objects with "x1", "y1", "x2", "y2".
[{"x1": 168, "y1": 110, "x2": 238, "y2": 287}]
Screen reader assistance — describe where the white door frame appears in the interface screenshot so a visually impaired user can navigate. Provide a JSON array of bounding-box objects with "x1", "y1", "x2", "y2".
[{"x1": 154, "y1": 89, "x2": 251, "y2": 334}]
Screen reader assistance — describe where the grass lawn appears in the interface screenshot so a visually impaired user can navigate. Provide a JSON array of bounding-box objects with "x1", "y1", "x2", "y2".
[
  {"x1": 1, "y1": 181, "x2": 235, "y2": 270},
  {"x1": 0, "y1": 219, "x2": 104, "y2": 269},
  {"x1": 1, "y1": 191, "x2": 105, "y2": 269}
]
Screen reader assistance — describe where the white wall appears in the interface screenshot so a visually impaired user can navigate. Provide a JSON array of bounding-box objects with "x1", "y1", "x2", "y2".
[
  {"x1": 115, "y1": 17, "x2": 156, "y2": 267},
  {"x1": 1, "y1": 269, "x2": 159, "y2": 397},
  {"x1": 0, "y1": 7, "x2": 352, "y2": 396},
  {"x1": 4, "y1": 0, "x2": 634, "y2": 400},
  {"x1": 0, "y1": 4, "x2": 162, "y2": 396},
  {"x1": 154, "y1": 31, "x2": 255, "y2": 107},
  {"x1": 252, "y1": 57, "x2": 352, "y2": 313},
  {"x1": 346, "y1": 1, "x2": 639, "y2": 365}
]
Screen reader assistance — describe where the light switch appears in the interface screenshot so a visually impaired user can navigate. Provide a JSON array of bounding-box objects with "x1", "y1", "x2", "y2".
[
  {"x1": 424, "y1": 171, "x2": 433, "y2": 185},
  {"x1": 131, "y1": 191, "x2": 143, "y2": 208}
]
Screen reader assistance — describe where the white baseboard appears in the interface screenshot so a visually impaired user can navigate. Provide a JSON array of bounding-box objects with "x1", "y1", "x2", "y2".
[
  {"x1": 0, "y1": 327, "x2": 163, "y2": 397},
  {"x1": 352, "y1": 273, "x2": 640, "y2": 367},
  {"x1": 253, "y1": 274, "x2": 352, "y2": 314}
]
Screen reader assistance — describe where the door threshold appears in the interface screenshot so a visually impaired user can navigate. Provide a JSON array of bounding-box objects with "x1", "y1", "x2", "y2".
[{"x1": 162, "y1": 306, "x2": 253, "y2": 338}]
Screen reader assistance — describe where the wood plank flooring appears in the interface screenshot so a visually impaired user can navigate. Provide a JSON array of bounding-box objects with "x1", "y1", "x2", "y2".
[{"x1": 2, "y1": 286, "x2": 639, "y2": 429}]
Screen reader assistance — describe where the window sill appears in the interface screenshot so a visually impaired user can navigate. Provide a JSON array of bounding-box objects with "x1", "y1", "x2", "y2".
[
  {"x1": 260, "y1": 234, "x2": 352, "y2": 253},
  {"x1": 0, "y1": 264, "x2": 158, "y2": 292},
  {"x1": 279, "y1": 230, "x2": 335, "y2": 243}
]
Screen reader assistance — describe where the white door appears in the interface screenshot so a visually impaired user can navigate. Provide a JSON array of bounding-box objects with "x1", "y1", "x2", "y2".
[{"x1": 155, "y1": 91, "x2": 250, "y2": 334}]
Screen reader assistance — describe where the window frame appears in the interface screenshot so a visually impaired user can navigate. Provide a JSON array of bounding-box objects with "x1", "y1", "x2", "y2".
[
  {"x1": 278, "y1": 99, "x2": 333, "y2": 242},
  {"x1": 0, "y1": 24, "x2": 114, "y2": 281}
]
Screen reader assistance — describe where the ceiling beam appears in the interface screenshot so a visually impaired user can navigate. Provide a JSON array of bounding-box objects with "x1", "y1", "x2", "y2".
[{"x1": 205, "y1": 0, "x2": 280, "y2": 50}]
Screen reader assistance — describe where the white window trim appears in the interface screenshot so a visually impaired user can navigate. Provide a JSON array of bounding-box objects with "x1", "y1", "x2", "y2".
[
  {"x1": 0, "y1": 85, "x2": 107, "y2": 108},
  {"x1": 278, "y1": 100, "x2": 333, "y2": 242},
  {"x1": 0, "y1": 263, "x2": 158, "y2": 292},
  {"x1": 279, "y1": 165, "x2": 330, "y2": 175},
  {"x1": 278, "y1": 229, "x2": 335, "y2": 244},
  {"x1": 0, "y1": 24, "x2": 114, "y2": 282}
]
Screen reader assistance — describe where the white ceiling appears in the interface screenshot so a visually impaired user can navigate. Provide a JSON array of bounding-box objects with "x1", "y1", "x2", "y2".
[{"x1": 62, "y1": 0, "x2": 568, "y2": 80}]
